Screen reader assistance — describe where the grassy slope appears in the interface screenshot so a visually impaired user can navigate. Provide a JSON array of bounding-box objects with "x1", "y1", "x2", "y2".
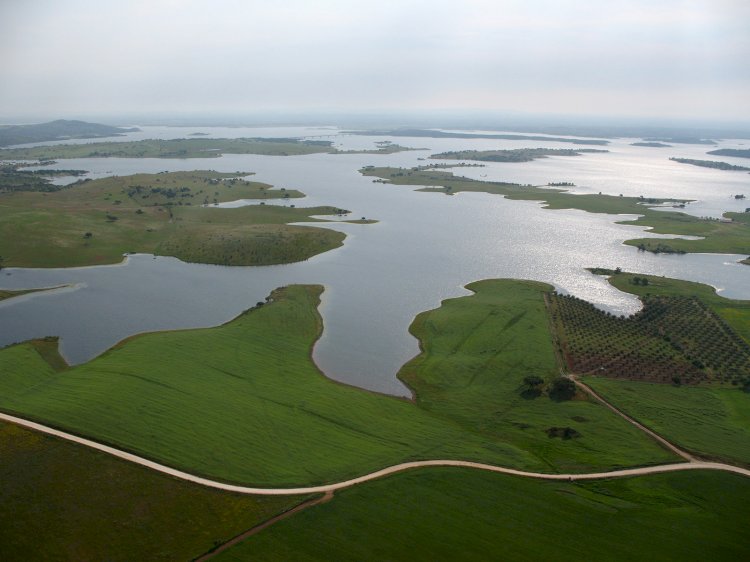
[
  {"x1": 361, "y1": 167, "x2": 750, "y2": 257},
  {"x1": 217, "y1": 467, "x2": 750, "y2": 562},
  {"x1": 0, "y1": 421, "x2": 305, "y2": 562},
  {"x1": 0, "y1": 284, "x2": 674, "y2": 487},
  {"x1": 398, "y1": 280, "x2": 675, "y2": 472},
  {"x1": 0, "y1": 170, "x2": 348, "y2": 267},
  {"x1": 579, "y1": 272, "x2": 750, "y2": 465}
]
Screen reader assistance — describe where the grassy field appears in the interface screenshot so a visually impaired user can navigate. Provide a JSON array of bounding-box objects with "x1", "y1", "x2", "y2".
[
  {"x1": 0, "y1": 170, "x2": 351, "y2": 267},
  {"x1": 583, "y1": 378, "x2": 750, "y2": 465},
  {"x1": 361, "y1": 166, "x2": 750, "y2": 258},
  {"x1": 0, "y1": 284, "x2": 675, "y2": 487},
  {"x1": 398, "y1": 280, "x2": 675, "y2": 472},
  {"x1": 0, "y1": 421, "x2": 305, "y2": 561},
  {"x1": 216, "y1": 467, "x2": 750, "y2": 562}
]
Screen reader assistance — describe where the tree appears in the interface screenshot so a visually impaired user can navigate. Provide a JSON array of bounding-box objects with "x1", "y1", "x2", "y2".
[{"x1": 549, "y1": 376, "x2": 576, "y2": 401}]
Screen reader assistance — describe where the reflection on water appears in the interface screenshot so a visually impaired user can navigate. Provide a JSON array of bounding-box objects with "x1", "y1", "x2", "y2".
[{"x1": 2, "y1": 128, "x2": 749, "y2": 396}]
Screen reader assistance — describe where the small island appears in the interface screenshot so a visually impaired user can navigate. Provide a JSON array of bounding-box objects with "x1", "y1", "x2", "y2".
[
  {"x1": 631, "y1": 141, "x2": 672, "y2": 147},
  {"x1": 707, "y1": 148, "x2": 750, "y2": 159},
  {"x1": 670, "y1": 157, "x2": 750, "y2": 171},
  {"x1": 430, "y1": 147, "x2": 608, "y2": 163}
]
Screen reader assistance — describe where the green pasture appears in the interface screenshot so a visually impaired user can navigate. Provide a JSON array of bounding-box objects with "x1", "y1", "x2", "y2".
[
  {"x1": 0, "y1": 421, "x2": 304, "y2": 561},
  {"x1": 217, "y1": 467, "x2": 750, "y2": 562},
  {"x1": 583, "y1": 377, "x2": 750, "y2": 465}
]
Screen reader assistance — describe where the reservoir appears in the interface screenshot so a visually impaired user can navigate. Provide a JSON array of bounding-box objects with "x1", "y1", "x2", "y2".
[{"x1": 2, "y1": 128, "x2": 749, "y2": 396}]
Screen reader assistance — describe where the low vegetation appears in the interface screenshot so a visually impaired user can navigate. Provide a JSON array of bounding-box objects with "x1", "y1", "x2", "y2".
[
  {"x1": 0, "y1": 421, "x2": 305, "y2": 561},
  {"x1": 0, "y1": 170, "x2": 352, "y2": 267},
  {"x1": 218, "y1": 468, "x2": 750, "y2": 562},
  {"x1": 430, "y1": 147, "x2": 608, "y2": 162}
]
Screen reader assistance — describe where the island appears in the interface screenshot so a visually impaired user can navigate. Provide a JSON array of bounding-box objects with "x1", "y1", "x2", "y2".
[
  {"x1": 707, "y1": 148, "x2": 750, "y2": 159},
  {"x1": 0, "y1": 119, "x2": 139, "y2": 147},
  {"x1": 670, "y1": 157, "x2": 750, "y2": 171},
  {"x1": 0, "y1": 170, "x2": 365, "y2": 267},
  {"x1": 0, "y1": 137, "x2": 424, "y2": 160},
  {"x1": 345, "y1": 128, "x2": 610, "y2": 145},
  {"x1": 631, "y1": 141, "x2": 672, "y2": 147},
  {"x1": 430, "y1": 147, "x2": 608, "y2": 162}
]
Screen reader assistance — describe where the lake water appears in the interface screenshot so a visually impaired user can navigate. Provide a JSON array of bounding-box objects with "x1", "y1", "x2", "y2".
[{"x1": 2, "y1": 127, "x2": 749, "y2": 396}]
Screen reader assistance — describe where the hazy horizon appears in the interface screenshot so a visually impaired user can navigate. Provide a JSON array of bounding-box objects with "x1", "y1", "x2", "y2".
[{"x1": 1, "y1": 0, "x2": 748, "y2": 125}]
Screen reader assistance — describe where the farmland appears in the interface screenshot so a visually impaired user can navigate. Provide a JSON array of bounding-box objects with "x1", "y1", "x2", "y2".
[
  {"x1": 215, "y1": 467, "x2": 750, "y2": 562},
  {"x1": 0, "y1": 420, "x2": 305, "y2": 561}
]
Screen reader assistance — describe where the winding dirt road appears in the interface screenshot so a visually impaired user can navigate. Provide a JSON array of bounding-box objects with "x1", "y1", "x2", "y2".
[{"x1": 1, "y1": 412, "x2": 748, "y2": 496}]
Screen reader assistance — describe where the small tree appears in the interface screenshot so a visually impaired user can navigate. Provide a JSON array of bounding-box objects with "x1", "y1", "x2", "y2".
[{"x1": 549, "y1": 377, "x2": 576, "y2": 401}]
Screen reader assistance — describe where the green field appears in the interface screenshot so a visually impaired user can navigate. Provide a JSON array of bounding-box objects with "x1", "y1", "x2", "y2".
[
  {"x1": 0, "y1": 170, "x2": 352, "y2": 267},
  {"x1": 398, "y1": 280, "x2": 675, "y2": 471},
  {"x1": 0, "y1": 284, "x2": 675, "y2": 487},
  {"x1": 0, "y1": 421, "x2": 305, "y2": 561},
  {"x1": 582, "y1": 378, "x2": 750, "y2": 465},
  {"x1": 216, "y1": 467, "x2": 750, "y2": 562},
  {"x1": 361, "y1": 166, "x2": 750, "y2": 258}
]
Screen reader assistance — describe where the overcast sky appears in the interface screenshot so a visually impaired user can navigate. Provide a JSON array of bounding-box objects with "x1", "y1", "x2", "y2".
[{"x1": 1, "y1": 0, "x2": 748, "y2": 123}]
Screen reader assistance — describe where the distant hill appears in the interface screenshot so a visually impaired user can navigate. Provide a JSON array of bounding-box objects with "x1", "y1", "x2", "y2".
[{"x1": 0, "y1": 119, "x2": 139, "y2": 147}]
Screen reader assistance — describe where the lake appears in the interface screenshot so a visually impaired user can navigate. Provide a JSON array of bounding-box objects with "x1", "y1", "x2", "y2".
[{"x1": 2, "y1": 127, "x2": 749, "y2": 396}]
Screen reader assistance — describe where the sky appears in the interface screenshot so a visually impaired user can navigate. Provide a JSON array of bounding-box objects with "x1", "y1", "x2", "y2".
[{"x1": 0, "y1": 0, "x2": 748, "y2": 123}]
